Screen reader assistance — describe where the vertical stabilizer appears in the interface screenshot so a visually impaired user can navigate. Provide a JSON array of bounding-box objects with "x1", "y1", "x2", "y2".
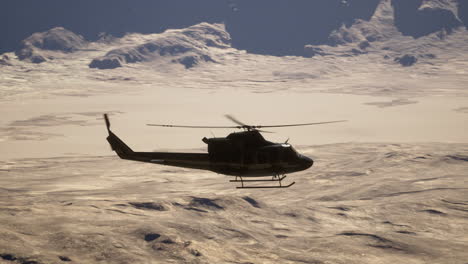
[
  {"x1": 104, "y1": 114, "x2": 111, "y2": 133},
  {"x1": 103, "y1": 114, "x2": 134, "y2": 157}
]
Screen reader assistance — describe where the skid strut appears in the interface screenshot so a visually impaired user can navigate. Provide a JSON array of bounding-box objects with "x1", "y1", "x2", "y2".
[{"x1": 230, "y1": 175, "x2": 295, "y2": 189}]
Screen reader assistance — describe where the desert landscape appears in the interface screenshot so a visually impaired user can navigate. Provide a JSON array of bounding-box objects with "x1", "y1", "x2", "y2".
[{"x1": 1, "y1": 0, "x2": 467, "y2": 263}]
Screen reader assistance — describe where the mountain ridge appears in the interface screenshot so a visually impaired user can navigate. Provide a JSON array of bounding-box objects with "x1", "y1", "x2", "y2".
[
  {"x1": 5, "y1": 0, "x2": 466, "y2": 70},
  {"x1": 1, "y1": 0, "x2": 467, "y2": 56}
]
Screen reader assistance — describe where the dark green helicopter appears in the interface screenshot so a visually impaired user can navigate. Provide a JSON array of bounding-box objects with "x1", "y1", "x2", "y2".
[{"x1": 104, "y1": 114, "x2": 345, "y2": 189}]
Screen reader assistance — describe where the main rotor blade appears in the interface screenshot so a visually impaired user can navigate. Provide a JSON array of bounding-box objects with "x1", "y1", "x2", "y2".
[
  {"x1": 257, "y1": 129, "x2": 274, "y2": 133},
  {"x1": 255, "y1": 120, "x2": 347, "y2": 129},
  {"x1": 147, "y1": 120, "x2": 347, "y2": 130},
  {"x1": 224, "y1": 114, "x2": 248, "y2": 127},
  {"x1": 147, "y1": 124, "x2": 241, "y2": 129}
]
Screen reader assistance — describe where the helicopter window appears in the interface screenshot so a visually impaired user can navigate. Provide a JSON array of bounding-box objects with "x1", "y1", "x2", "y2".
[
  {"x1": 291, "y1": 147, "x2": 299, "y2": 156},
  {"x1": 283, "y1": 147, "x2": 298, "y2": 161}
]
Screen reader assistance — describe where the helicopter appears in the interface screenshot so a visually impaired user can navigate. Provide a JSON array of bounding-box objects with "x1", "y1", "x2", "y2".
[{"x1": 104, "y1": 114, "x2": 346, "y2": 189}]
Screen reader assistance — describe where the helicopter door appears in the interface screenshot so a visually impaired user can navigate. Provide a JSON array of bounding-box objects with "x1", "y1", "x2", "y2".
[
  {"x1": 257, "y1": 149, "x2": 278, "y2": 165},
  {"x1": 278, "y1": 148, "x2": 284, "y2": 164},
  {"x1": 257, "y1": 151, "x2": 268, "y2": 165},
  {"x1": 273, "y1": 148, "x2": 281, "y2": 164}
]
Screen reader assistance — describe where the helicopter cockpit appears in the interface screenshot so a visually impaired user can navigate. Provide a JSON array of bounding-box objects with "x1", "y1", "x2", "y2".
[
  {"x1": 280, "y1": 144, "x2": 299, "y2": 161},
  {"x1": 257, "y1": 143, "x2": 300, "y2": 163}
]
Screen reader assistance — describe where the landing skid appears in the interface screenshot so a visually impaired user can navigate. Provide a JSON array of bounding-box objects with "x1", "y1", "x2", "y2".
[
  {"x1": 230, "y1": 175, "x2": 295, "y2": 189},
  {"x1": 236, "y1": 182, "x2": 295, "y2": 189}
]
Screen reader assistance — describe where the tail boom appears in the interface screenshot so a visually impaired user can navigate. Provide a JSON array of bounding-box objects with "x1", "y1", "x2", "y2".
[{"x1": 103, "y1": 114, "x2": 210, "y2": 170}]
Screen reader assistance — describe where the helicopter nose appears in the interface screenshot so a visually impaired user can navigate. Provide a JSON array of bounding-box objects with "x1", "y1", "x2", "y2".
[{"x1": 300, "y1": 155, "x2": 314, "y2": 169}]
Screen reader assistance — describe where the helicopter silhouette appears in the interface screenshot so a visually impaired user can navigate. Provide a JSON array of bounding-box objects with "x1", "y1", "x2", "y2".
[{"x1": 104, "y1": 114, "x2": 346, "y2": 189}]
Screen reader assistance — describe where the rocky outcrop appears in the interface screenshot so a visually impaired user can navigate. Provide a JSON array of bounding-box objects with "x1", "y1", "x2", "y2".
[
  {"x1": 89, "y1": 23, "x2": 230, "y2": 69},
  {"x1": 0, "y1": 55, "x2": 12, "y2": 66},
  {"x1": 327, "y1": 0, "x2": 400, "y2": 46},
  {"x1": 88, "y1": 57, "x2": 122, "y2": 69},
  {"x1": 394, "y1": 54, "x2": 417, "y2": 66},
  {"x1": 15, "y1": 27, "x2": 87, "y2": 63},
  {"x1": 305, "y1": 0, "x2": 399, "y2": 57},
  {"x1": 172, "y1": 55, "x2": 215, "y2": 69},
  {"x1": 304, "y1": 0, "x2": 466, "y2": 62}
]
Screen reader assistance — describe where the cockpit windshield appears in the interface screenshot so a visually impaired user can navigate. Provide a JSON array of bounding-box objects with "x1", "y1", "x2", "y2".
[{"x1": 282, "y1": 145, "x2": 299, "y2": 161}]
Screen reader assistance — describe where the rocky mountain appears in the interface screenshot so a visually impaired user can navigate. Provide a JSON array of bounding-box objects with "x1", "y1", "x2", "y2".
[
  {"x1": 1, "y1": 0, "x2": 467, "y2": 57},
  {"x1": 301, "y1": 0, "x2": 468, "y2": 67},
  {"x1": 15, "y1": 27, "x2": 87, "y2": 63},
  {"x1": 4, "y1": 0, "x2": 466, "y2": 70},
  {"x1": 89, "y1": 23, "x2": 230, "y2": 69},
  {"x1": 2, "y1": 23, "x2": 232, "y2": 69}
]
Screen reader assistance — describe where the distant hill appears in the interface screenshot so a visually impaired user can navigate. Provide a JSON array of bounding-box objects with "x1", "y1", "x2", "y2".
[
  {"x1": 89, "y1": 23, "x2": 230, "y2": 69},
  {"x1": 15, "y1": 27, "x2": 87, "y2": 63}
]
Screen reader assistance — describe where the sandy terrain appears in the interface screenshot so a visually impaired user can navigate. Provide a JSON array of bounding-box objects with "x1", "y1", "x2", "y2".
[{"x1": 1, "y1": 143, "x2": 467, "y2": 264}]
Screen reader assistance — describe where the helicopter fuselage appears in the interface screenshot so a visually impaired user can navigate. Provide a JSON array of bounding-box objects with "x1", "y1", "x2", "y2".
[{"x1": 106, "y1": 124, "x2": 313, "y2": 177}]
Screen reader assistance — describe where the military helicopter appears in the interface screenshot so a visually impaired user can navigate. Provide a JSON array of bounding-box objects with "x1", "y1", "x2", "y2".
[{"x1": 104, "y1": 114, "x2": 346, "y2": 189}]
